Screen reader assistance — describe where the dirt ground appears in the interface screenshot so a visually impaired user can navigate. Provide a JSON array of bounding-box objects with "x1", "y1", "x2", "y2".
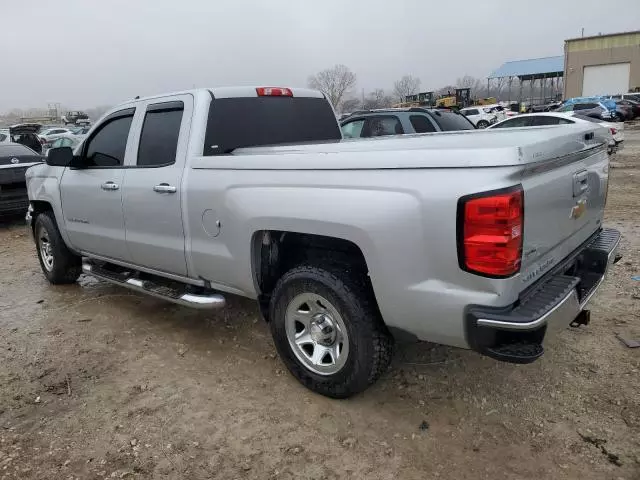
[{"x1": 1, "y1": 129, "x2": 639, "y2": 480}]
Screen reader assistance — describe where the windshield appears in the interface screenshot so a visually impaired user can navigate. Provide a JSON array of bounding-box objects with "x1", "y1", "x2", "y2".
[{"x1": 203, "y1": 96, "x2": 341, "y2": 155}]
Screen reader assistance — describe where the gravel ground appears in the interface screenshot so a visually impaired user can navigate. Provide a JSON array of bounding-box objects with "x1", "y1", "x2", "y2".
[{"x1": 1, "y1": 128, "x2": 639, "y2": 480}]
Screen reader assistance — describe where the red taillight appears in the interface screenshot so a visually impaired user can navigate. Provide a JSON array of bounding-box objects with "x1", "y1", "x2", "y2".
[
  {"x1": 610, "y1": 127, "x2": 617, "y2": 135},
  {"x1": 40, "y1": 137, "x2": 46, "y2": 144},
  {"x1": 458, "y1": 187, "x2": 524, "y2": 277},
  {"x1": 256, "y1": 87, "x2": 293, "y2": 97}
]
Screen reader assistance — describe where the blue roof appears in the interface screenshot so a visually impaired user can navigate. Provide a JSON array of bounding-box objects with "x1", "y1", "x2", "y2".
[{"x1": 489, "y1": 56, "x2": 564, "y2": 79}]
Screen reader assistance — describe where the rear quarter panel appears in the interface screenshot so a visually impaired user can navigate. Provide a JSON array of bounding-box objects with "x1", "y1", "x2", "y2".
[{"x1": 185, "y1": 165, "x2": 525, "y2": 348}]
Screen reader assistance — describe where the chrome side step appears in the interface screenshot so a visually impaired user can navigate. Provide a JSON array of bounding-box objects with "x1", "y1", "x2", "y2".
[{"x1": 82, "y1": 263, "x2": 225, "y2": 310}]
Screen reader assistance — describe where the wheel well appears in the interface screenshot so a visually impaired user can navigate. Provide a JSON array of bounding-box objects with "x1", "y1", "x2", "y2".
[
  {"x1": 29, "y1": 201, "x2": 54, "y2": 232},
  {"x1": 253, "y1": 231, "x2": 370, "y2": 320}
]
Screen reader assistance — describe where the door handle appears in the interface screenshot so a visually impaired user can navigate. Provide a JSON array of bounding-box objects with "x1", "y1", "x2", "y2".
[
  {"x1": 101, "y1": 181, "x2": 119, "y2": 191},
  {"x1": 153, "y1": 183, "x2": 177, "y2": 194}
]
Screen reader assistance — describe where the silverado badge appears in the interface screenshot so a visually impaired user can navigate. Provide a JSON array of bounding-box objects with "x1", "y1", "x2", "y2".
[{"x1": 570, "y1": 199, "x2": 587, "y2": 220}]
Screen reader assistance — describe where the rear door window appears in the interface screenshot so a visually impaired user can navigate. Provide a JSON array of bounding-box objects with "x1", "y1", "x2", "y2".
[
  {"x1": 341, "y1": 119, "x2": 365, "y2": 138},
  {"x1": 463, "y1": 109, "x2": 479, "y2": 116},
  {"x1": 137, "y1": 102, "x2": 184, "y2": 167},
  {"x1": 409, "y1": 115, "x2": 436, "y2": 133}
]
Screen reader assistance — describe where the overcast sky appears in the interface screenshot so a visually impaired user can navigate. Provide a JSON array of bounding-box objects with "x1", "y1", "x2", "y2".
[{"x1": 1, "y1": 0, "x2": 639, "y2": 111}]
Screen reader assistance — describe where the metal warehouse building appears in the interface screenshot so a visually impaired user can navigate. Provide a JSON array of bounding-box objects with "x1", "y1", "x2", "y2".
[{"x1": 564, "y1": 30, "x2": 640, "y2": 98}]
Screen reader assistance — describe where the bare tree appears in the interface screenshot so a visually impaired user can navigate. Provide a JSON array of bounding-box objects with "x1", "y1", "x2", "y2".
[
  {"x1": 457, "y1": 75, "x2": 484, "y2": 99},
  {"x1": 363, "y1": 89, "x2": 394, "y2": 109},
  {"x1": 308, "y1": 64, "x2": 357, "y2": 111},
  {"x1": 393, "y1": 75, "x2": 421, "y2": 102},
  {"x1": 340, "y1": 97, "x2": 361, "y2": 114},
  {"x1": 488, "y1": 77, "x2": 507, "y2": 100},
  {"x1": 436, "y1": 85, "x2": 457, "y2": 97}
]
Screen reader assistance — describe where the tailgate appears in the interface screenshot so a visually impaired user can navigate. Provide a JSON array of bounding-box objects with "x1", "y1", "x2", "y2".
[{"x1": 519, "y1": 141, "x2": 609, "y2": 288}]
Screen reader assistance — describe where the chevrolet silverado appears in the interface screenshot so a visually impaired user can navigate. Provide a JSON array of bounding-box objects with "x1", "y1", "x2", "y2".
[{"x1": 25, "y1": 86, "x2": 620, "y2": 398}]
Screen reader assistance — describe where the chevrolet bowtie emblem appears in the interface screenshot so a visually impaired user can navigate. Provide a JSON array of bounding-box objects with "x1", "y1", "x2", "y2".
[{"x1": 570, "y1": 199, "x2": 587, "y2": 220}]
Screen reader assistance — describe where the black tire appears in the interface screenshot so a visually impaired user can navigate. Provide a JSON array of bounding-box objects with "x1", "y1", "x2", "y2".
[
  {"x1": 269, "y1": 265, "x2": 393, "y2": 398},
  {"x1": 34, "y1": 211, "x2": 82, "y2": 284},
  {"x1": 476, "y1": 120, "x2": 489, "y2": 129}
]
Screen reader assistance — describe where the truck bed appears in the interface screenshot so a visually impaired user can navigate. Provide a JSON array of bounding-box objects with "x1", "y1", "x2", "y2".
[{"x1": 217, "y1": 124, "x2": 608, "y2": 169}]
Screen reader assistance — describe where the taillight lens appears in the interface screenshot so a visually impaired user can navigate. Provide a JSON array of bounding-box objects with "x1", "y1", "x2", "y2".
[
  {"x1": 256, "y1": 87, "x2": 293, "y2": 97},
  {"x1": 458, "y1": 186, "x2": 524, "y2": 277},
  {"x1": 610, "y1": 127, "x2": 617, "y2": 135}
]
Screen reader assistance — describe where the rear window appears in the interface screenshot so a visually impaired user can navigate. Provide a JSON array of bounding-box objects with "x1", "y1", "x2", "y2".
[
  {"x1": 203, "y1": 96, "x2": 341, "y2": 155},
  {"x1": 573, "y1": 115, "x2": 602, "y2": 124},
  {"x1": 574, "y1": 103, "x2": 597, "y2": 110},
  {"x1": 429, "y1": 110, "x2": 475, "y2": 131},
  {"x1": 0, "y1": 144, "x2": 37, "y2": 156}
]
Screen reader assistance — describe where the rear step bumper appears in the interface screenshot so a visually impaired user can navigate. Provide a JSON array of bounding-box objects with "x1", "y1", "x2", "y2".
[
  {"x1": 82, "y1": 263, "x2": 225, "y2": 309},
  {"x1": 465, "y1": 228, "x2": 621, "y2": 364}
]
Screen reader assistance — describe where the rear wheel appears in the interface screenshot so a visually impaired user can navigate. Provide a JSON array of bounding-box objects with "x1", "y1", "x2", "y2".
[
  {"x1": 476, "y1": 120, "x2": 489, "y2": 129},
  {"x1": 34, "y1": 212, "x2": 82, "y2": 284},
  {"x1": 269, "y1": 265, "x2": 393, "y2": 398}
]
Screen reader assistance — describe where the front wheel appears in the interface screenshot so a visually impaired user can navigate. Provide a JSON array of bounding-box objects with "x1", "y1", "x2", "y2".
[
  {"x1": 34, "y1": 212, "x2": 82, "y2": 284},
  {"x1": 476, "y1": 120, "x2": 489, "y2": 129},
  {"x1": 269, "y1": 265, "x2": 393, "y2": 398}
]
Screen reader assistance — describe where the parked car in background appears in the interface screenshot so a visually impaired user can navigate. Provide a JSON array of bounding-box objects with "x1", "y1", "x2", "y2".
[
  {"x1": 38, "y1": 127, "x2": 77, "y2": 152},
  {"x1": 556, "y1": 101, "x2": 616, "y2": 121},
  {"x1": 69, "y1": 126, "x2": 91, "y2": 135},
  {"x1": 613, "y1": 100, "x2": 637, "y2": 120},
  {"x1": 0, "y1": 124, "x2": 43, "y2": 154},
  {"x1": 61, "y1": 111, "x2": 90, "y2": 126},
  {"x1": 500, "y1": 101, "x2": 520, "y2": 117},
  {"x1": 488, "y1": 112, "x2": 623, "y2": 154},
  {"x1": 0, "y1": 143, "x2": 43, "y2": 217},
  {"x1": 482, "y1": 104, "x2": 507, "y2": 121},
  {"x1": 621, "y1": 99, "x2": 640, "y2": 117},
  {"x1": 340, "y1": 107, "x2": 476, "y2": 138},
  {"x1": 43, "y1": 134, "x2": 86, "y2": 156},
  {"x1": 459, "y1": 106, "x2": 498, "y2": 128}
]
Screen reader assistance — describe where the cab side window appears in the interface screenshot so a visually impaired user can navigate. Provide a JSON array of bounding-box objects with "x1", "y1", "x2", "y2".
[
  {"x1": 83, "y1": 111, "x2": 134, "y2": 167},
  {"x1": 137, "y1": 102, "x2": 184, "y2": 167}
]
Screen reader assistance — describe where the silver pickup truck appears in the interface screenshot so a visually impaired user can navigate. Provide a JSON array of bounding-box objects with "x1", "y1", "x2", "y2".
[{"x1": 25, "y1": 87, "x2": 621, "y2": 398}]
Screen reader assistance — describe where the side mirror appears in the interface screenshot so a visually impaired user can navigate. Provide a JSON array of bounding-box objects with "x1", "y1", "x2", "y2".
[{"x1": 46, "y1": 147, "x2": 74, "y2": 167}]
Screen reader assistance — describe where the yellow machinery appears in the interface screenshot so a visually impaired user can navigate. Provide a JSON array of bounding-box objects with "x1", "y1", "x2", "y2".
[{"x1": 435, "y1": 88, "x2": 472, "y2": 109}]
